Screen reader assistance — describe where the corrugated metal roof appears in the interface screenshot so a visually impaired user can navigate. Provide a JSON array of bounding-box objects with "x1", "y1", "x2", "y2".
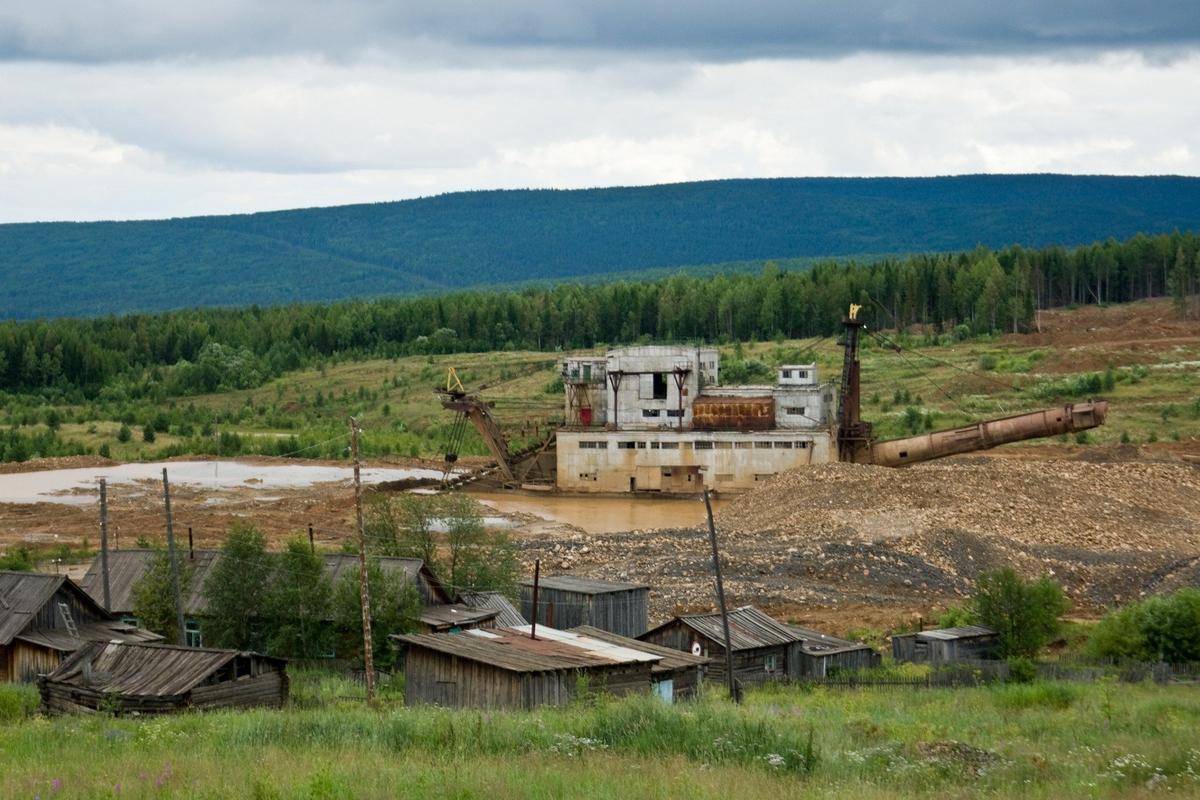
[
  {"x1": 80, "y1": 550, "x2": 448, "y2": 615},
  {"x1": 393, "y1": 626, "x2": 658, "y2": 673},
  {"x1": 457, "y1": 591, "x2": 527, "y2": 627},
  {"x1": 16, "y1": 621, "x2": 162, "y2": 652},
  {"x1": 46, "y1": 642, "x2": 285, "y2": 697},
  {"x1": 570, "y1": 625, "x2": 709, "y2": 673},
  {"x1": 419, "y1": 604, "x2": 499, "y2": 630},
  {"x1": 510, "y1": 626, "x2": 661, "y2": 665},
  {"x1": 645, "y1": 606, "x2": 803, "y2": 652},
  {"x1": 916, "y1": 625, "x2": 998, "y2": 641},
  {"x1": 518, "y1": 575, "x2": 650, "y2": 594}
]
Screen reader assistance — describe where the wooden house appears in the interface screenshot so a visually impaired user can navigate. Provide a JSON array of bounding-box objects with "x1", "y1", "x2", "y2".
[
  {"x1": 892, "y1": 625, "x2": 1000, "y2": 664},
  {"x1": 570, "y1": 624, "x2": 709, "y2": 701},
  {"x1": 392, "y1": 625, "x2": 661, "y2": 710},
  {"x1": 520, "y1": 576, "x2": 649, "y2": 637},
  {"x1": 79, "y1": 549, "x2": 451, "y2": 648},
  {"x1": 640, "y1": 606, "x2": 878, "y2": 686},
  {"x1": 1, "y1": 570, "x2": 160, "y2": 683},
  {"x1": 39, "y1": 641, "x2": 288, "y2": 715}
]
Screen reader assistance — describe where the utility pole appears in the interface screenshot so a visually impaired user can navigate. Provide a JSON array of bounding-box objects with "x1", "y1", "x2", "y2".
[
  {"x1": 308, "y1": 523, "x2": 315, "y2": 554},
  {"x1": 703, "y1": 489, "x2": 738, "y2": 704},
  {"x1": 350, "y1": 417, "x2": 377, "y2": 707},
  {"x1": 98, "y1": 479, "x2": 111, "y2": 613},
  {"x1": 162, "y1": 469, "x2": 186, "y2": 647},
  {"x1": 529, "y1": 559, "x2": 541, "y2": 640}
]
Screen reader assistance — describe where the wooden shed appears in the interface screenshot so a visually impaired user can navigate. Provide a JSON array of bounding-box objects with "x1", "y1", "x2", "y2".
[
  {"x1": 892, "y1": 625, "x2": 1000, "y2": 664},
  {"x1": 520, "y1": 576, "x2": 649, "y2": 637},
  {"x1": 1, "y1": 570, "x2": 161, "y2": 683},
  {"x1": 417, "y1": 604, "x2": 499, "y2": 633},
  {"x1": 640, "y1": 606, "x2": 878, "y2": 685},
  {"x1": 39, "y1": 641, "x2": 288, "y2": 715},
  {"x1": 571, "y1": 625, "x2": 709, "y2": 701},
  {"x1": 393, "y1": 625, "x2": 660, "y2": 710}
]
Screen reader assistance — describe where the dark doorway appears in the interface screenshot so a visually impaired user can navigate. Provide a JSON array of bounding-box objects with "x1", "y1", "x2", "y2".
[{"x1": 652, "y1": 372, "x2": 668, "y2": 400}]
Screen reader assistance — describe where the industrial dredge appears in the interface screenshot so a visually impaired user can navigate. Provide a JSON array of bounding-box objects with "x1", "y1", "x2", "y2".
[{"x1": 441, "y1": 305, "x2": 1107, "y2": 494}]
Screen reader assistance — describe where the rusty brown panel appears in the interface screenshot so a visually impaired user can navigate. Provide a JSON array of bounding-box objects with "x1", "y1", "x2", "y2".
[{"x1": 692, "y1": 397, "x2": 775, "y2": 431}]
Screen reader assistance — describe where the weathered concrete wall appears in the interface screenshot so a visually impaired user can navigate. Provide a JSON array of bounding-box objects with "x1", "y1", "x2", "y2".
[{"x1": 557, "y1": 430, "x2": 834, "y2": 493}]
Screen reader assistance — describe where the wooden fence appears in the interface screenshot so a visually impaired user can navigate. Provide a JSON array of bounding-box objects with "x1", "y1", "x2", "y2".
[{"x1": 781, "y1": 659, "x2": 1200, "y2": 690}]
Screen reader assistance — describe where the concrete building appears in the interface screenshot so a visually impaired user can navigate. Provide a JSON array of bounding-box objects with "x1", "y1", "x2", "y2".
[{"x1": 556, "y1": 346, "x2": 835, "y2": 493}]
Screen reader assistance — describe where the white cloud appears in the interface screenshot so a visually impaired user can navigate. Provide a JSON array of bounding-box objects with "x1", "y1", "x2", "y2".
[{"x1": 0, "y1": 51, "x2": 1197, "y2": 222}]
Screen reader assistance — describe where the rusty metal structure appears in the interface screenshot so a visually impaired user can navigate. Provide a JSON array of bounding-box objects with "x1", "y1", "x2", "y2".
[
  {"x1": 836, "y1": 306, "x2": 1108, "y2": 467},
  {"x1": 692, "y1": 396, "x2": 776, "y2": 431}
]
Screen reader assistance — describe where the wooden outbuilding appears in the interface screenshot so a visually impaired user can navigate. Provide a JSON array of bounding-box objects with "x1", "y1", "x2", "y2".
[
  {"x1": 393, "y1": 625, "x2": 661, "y2": 709},
  {"x1": 417, "y1": 604, "x2": 499, "y2": 633},
  {"x1": 571, "y1": 624, "x2": 709, "y2": 701},
  {"x1": 1, "y1": 570, "x2": 160, "y2": 683},
  {"x1": 520, "y1": 575, "x2": 649, "y2": 637},
  {"x1": 39, "y1": 641, "x2": 288, "y2": 715},
  {"x1": 640, "y1": 606, "x2": 878, "y2": 685},
  {"x1": 892, "y1": 625, "x2": 1001, "y2": 664}
]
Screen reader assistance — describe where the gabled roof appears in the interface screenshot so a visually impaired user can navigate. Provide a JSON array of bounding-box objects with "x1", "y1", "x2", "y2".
[
  {"x1": 784, "y1": 624, "x2": 876, "y2": 656},
  {"x1": 80, "y1": 550, "x2": 450, "y2": 615},
  {"x1": 393, "y1": 625, "x2": 661, "y2": 673},
  {"x1": 0, "y1": 570, "x2": 110, "y2": 646},
  {"x1": 519, "y1": 575, "x2": 650, "y2": 595},
  {"x1": 641, "y1": 606, "x2": 803, "y2": 652},
  {"x1": 16, "y1": 621, "x2": 162, "y2": 652},
  {"x1": 45, "y1": 641, "x2": 285, "y2": 697},
  {"x1": 456, "y1": 591, "x2": 526, "y2": 627},
  {"x1": 570, "y1": 625, "x2": 709, "y2": 674}
]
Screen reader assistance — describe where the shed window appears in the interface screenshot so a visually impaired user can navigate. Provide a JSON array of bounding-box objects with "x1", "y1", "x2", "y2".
[
  {"x1": 764, "y1": 654, "x2": 780, "y2": 673},
  {"x1": 781, "y1": 369, "x2": 792, "y2": 378},
  {"x1": 785, "y1": 407, "x2": 806, "y2": 416},
  {"x1": 797, "y1": 370, "x2": 808, "y2": 379}
]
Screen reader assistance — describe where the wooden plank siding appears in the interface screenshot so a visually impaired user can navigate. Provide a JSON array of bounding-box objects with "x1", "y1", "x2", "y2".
[
  {"x1": 639, "y1": 623, "x2": 787, "y2": 686},
  {"x1": 521, "y1": 586, "x2": 649, "y2": 638}
]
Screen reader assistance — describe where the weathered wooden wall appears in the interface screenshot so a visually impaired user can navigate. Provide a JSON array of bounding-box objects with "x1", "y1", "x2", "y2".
[
  {"x1": 3, "y1": 642, "x2": 63, "y2": 683},
  {"x1": 640, "y1": 623, "x2": 784, "y2": 686},
  {"x1": 522, "y1": 587, "x2": 648, "y2": 638}
]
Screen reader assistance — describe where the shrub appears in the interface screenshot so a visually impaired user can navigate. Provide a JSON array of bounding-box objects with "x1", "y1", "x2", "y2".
[
  {"x1": 116, "y1": 423, "x2": 132, "y2": 443},
  {"x1": 1006, "y1": 656, "x2": 1037, "y2": 684},
  {"x1": 972, "y1": 567, "x2": 1068, "y2": 658},
  {"x1": 1087, "y1": 589, "x2": 1200, "y2": 663},
  {"x1": 978, "y1": 353, "x2": 998, "y2": 371},
  {"x1": 142, "y1": 426, "x2": 155, "y2": 443},
  {"x1": 1075, "y1": 431, "x2": 1091, "y2": 445}
]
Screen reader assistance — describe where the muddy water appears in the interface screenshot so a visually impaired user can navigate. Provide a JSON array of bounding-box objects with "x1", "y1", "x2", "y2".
[
  {"x1": 0, "y1": 461, "x2": 450, "y2": 506},
  {"x1": 469, "y1": 490, "x2": 725, "y2": 534}
]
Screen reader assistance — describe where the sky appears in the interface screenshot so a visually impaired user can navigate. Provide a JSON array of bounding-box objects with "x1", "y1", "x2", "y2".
[{"x1": 1, "y1": 1, "x2": 1198, "y2": 223}]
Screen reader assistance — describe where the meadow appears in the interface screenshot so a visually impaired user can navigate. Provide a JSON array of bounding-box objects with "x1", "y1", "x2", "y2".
[{"x1": 2, "y1": 672, "x2": 1199, "y2": 799}]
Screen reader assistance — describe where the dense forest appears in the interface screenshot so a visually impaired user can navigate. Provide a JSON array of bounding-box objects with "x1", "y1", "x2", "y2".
[
  {"x1": 3, "y1": 174, "x2": 1200, "y2": 318},
  {"x1": 1, "y1": 231, "x2": 1197, "y2": 405}
]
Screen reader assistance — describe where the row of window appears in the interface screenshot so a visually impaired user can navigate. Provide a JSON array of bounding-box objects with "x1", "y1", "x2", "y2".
[
  {"x1": 579, "y1": 440, "x2": 811, "y2": 450},
  {"x1": 641, "y1": 408, "x2": 685, "y2": 418}
]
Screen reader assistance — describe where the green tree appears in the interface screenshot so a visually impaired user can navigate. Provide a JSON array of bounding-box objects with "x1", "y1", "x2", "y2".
[
  {"x1": 203, "y1": 522, "x2": 274, "y2": 650},
  {"x1": 333, "y1": 559, "x2": 421, "y2": 670},
  {"x1": 1087, "y1": 588, "x2": 1200, "y2": 663},
  {"x1": 441, "y1": 492, "x2": 520, "y2": 598},
  {"x1": 142, "y1": 426, "x2": 156, "y2": 443},
  {"x1": 971, "y1": 567, "x2": 1068, "y2": 658},
  {"x1": 266, "y1": 538, "x2": 333, "y2": 658},
  {"x1": 131, "y1": 548, "x2": 194, "y2": 642},
  {"x1": 116, "y1": 424, "x2": 132, "y2": 443}
]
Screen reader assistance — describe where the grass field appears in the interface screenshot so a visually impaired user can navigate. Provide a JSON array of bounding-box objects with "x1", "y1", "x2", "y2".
[
  {"x1": 4, "y1": 299, "x2": 1198, "y2": 464},
  {"x1": 2, "y1": 673, "x2": 1199, "y2": 799}
]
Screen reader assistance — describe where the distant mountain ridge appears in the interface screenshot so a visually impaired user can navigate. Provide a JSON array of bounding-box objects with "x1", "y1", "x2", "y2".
[{"x1": 4, "y1": 174, "x2": 1199, "y2": 319}]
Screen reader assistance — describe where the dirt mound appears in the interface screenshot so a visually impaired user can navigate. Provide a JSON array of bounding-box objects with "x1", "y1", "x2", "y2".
[
  {"x1": 0, "y1": 455, "x2": 116, "y2": 475},
  {"x1": 717, "y1": 460, "x2": 1200, "y2": 554}
]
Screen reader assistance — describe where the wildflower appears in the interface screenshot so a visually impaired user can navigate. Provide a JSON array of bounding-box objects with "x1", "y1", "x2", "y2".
[
  {"x1": 765, "y1": 753, "x2": 785, "y2": 768},
  {"x1": 51, "y1": 778, "x2": 62, "y2": 792}
]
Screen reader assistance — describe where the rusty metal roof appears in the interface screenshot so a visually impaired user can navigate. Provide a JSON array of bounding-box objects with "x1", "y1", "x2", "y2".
[
  {"x1": 642, "y1": 606, "x2": 803, "y2": 652},
  {"x1": 784, "y1": 624, "x2": 876, "y2": 656},
  {"x1": 456, "y1": 591, "x2": 527, "y2": 627},
  {"x1": 16, "y1": 621, "x2": 162, "y2": 652},
  {"x1": 80, "y1": 550, "x2": 448, "y2": 615},
  {"x1": 1, "y1": 570, "x2": 110, "y2": 646},
  {"x1": 45, "y1": 641, "x2": 285, "y2": 697},
  {"x1": 419, "y1": 604, "x2": 499, "y2": 630},
  {"x1": 393, "y1": 626, "x2": 658, "y2": 673},
  {"x1": 570, "y1": 625, "x2": 709, "y2": 673},
  {"x1": 519, "y1": 575, "x2": 650, "y2": 594}
]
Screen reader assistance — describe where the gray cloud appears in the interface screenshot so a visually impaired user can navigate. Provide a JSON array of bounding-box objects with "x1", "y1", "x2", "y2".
[{"x1": 1, "y1": 1, "x2": 1198, "y2": 64}]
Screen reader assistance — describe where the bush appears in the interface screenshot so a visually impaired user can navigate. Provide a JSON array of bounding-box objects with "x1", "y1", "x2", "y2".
[
  {"x1": 1087, "y1": 589, "x2": 1200, "y2": 663},
  {"x1": 116, "y1": 423, "x2": 132, "y2": 443},
  {"x1": 972, "y1": 567, "x2": 1068, "y2": 658},
  {"x1": 142, "y1": 426, "x2": 156, "y2": 443},
  {"x1": 1006, "y1": 656, "x2": 1037, "y2": 684},
  {"x1": 978, "y1": 354, "x2": 998, "y2": 371}
]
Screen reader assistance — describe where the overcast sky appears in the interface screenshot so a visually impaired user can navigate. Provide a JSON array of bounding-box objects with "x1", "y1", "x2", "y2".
[{"x1": 1, "y1": 1, "x2": 1198, "y2": 223}]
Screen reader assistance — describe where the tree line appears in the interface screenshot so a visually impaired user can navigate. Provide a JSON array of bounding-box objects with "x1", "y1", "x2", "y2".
[{"x1": 2, "y1": 231, "x2": 1196, "y2": 402}]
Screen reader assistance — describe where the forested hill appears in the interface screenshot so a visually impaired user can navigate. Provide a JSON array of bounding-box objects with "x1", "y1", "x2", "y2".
[{"x1": 4, "y1": 174, "x2": 1200, "y2": 319}]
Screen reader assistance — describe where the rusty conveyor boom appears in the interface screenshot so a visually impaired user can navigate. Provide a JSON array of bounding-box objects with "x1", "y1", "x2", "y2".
[{"x1": 859, "y1": 400, "x2": 1108, "y2": 467}]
